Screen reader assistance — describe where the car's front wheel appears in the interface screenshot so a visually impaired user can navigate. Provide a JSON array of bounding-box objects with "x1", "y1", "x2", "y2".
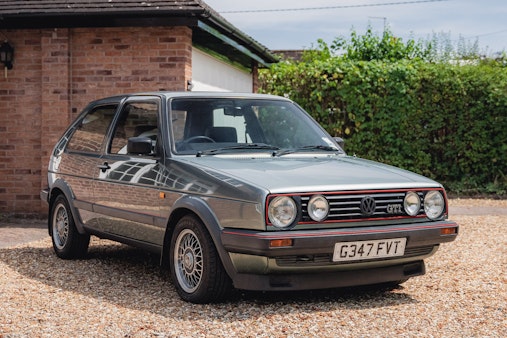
[
  {"x1": 170, "y1": 215, "x2": 231, "y2": 303},
  {"x1": 50, "y1": 195, "x2": 90, "y2": 259}
]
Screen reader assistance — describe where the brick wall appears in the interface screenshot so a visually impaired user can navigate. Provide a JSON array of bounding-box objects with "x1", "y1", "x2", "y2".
[
  {"x1": 0, "y1": 30, "x2": 43, "y2": 215},
  {"x1": 0, "y1": 26, "x2": 192, "y2": 216}
]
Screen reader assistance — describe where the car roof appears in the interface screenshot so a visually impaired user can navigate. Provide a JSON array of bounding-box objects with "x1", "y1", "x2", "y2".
[{"x1": 90, "y1": 92, "x2": 292, "y2": 105}]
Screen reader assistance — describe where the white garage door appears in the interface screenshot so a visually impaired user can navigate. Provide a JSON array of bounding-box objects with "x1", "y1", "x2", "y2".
[{"x1": 191, "y1": 48, "x2": 253, "y2": 92}]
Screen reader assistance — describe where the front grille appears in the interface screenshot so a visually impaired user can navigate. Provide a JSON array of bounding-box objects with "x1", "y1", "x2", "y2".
[
  {"x1": 300, "y1": 190, "x2": 426, "y2": 223},
  {"x1": 275, "y1": 245, "x2": 436, "y2": 267}
]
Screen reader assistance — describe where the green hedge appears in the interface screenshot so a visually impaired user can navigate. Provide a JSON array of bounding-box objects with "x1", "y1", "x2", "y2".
[{"x1": 259, "y1": 59, "x2": 507, "y2": 195}]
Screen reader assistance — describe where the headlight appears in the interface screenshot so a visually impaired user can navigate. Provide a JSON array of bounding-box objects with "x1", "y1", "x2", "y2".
[
  {"x1": 268, "y1": 196, "x2": 298, "y2": 229},
  {"x1": 424, "y1": 191, "x2": 445, "y2": 220},
  {"x1": 404, "y1": 191, "x2": 421, "y2": 216},
  {"x1": 308, "y1": 195, "x2": 329, "y2": 221}
]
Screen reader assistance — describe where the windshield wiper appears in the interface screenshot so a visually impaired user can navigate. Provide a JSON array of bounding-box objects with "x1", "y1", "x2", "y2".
[
  {"x1": 196, "y1": 144, "x2": 280, "y2": 157},
  {"x1": 274, "y1": 145, "x2": 341, "y2": 157}
]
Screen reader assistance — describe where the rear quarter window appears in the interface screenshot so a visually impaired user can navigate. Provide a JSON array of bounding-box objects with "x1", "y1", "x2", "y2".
[{"x1": 66, "y1": 105, "x2": 117, "y2": 153}]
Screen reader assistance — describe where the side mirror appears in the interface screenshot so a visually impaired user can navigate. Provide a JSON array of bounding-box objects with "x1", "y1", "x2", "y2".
[
  {"x1": 333, "y1": 137, "x2": 345, "y2": 150},
  {"x1": 127, "y1": 137, "x2": 153, "y2": 155}
]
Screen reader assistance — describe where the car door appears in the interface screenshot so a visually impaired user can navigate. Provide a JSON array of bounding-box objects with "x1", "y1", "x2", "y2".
[
  {"x1": 58, "y1": 103, "x2": 119, "y2": 229},
  {"x1": 93, "y1": 96, "x2": 165, "y2": 249}
]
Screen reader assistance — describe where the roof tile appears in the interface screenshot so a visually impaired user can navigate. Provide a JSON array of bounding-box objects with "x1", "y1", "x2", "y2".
[{"x1": 0, "y1": 0, "x2": 204, "y2": 15}]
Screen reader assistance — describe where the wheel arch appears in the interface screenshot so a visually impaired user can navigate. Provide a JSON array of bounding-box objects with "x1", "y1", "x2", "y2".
[
  {"x1": 47, "y1": 180, "x2": 87, "y2": 235},
  {"x1": 160, "y1": 195, "x2": 237, "y2": 280}
]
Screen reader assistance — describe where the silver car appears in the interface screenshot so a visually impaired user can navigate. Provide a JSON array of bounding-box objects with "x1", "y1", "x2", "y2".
[{"x1": 41, "y1": 92, "x2": 458, "y2": 303}]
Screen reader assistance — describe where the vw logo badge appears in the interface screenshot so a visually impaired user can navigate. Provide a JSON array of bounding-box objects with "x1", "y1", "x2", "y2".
[{"x1": 360, "y1": 196, "x2": 376, "y2": 216}]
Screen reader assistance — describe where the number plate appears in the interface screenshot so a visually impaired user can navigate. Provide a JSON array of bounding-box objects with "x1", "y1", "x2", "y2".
[{"x1": 332, "y1": 238, "x2": 407, "y2": 262}]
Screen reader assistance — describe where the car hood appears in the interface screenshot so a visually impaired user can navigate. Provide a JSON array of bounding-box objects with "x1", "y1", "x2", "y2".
[{"x1": 177, "y1": 155, "x2": 440, "y2": 194}]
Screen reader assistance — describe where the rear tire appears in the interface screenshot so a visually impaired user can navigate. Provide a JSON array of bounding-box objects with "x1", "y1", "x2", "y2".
[
  {"x1": 170, "y1": 215, "x2": 231, "y2": 303},
  {"x1": 50, "y1": 195, "x2": 90, "y2": 259}
]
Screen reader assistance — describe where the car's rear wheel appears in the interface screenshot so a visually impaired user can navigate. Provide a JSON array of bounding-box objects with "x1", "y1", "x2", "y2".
[
  {"x1": 50, "y1": 195, "x2": 90, "y2": 259},
  {"x1": 170, "y1": 215, "x2": 231, "y2": 303}
]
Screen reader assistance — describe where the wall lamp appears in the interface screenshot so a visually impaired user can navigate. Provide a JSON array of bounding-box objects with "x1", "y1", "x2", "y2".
[{"x1": 0, "y1": 40, "x2": 14, "y2": 78}]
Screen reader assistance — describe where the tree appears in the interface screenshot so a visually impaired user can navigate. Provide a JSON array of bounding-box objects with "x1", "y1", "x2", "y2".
[
  {"x1": 301, "y1": 26, "x2": 486, "y2": 63},
  {"x1": 301, "y1": 26, "x2": 431, "y2": 62}
]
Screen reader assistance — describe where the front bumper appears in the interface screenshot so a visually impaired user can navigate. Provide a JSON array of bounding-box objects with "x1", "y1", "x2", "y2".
[
  {"x1": 221, "y1": 220, "x2": 458, "y2": 291},
  {"x1": 230, "y1": 260, "x2": 426, "y2": 291}
]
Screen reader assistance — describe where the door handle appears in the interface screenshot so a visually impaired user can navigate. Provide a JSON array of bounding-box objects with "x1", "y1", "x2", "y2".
[{"x1": 97, "y1": 162, "x2": 111, "y2": 173}]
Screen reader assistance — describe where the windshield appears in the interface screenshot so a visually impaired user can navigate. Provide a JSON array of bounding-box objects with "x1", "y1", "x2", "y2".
[{"x1": 169, "y1": 98, "x2": 341, "y2": 156}]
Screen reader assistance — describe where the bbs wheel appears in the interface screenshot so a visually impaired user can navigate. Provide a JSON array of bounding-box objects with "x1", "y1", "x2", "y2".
[
  {"x1": 50, "y1": 195, "x2": 90, "y2": 259},
  {"x1": 170, "y1": 215, "x2": 231, "y2": 303}
]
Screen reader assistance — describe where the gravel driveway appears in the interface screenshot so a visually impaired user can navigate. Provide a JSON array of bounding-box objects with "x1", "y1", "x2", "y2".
[{"x1": 1, "y1": 199, "x2": 505, "y2": 337}]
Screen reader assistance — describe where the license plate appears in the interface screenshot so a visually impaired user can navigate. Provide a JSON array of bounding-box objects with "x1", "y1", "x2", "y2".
[{"x1": 332, "y1": 238, "x2": 407, "y2": 262}]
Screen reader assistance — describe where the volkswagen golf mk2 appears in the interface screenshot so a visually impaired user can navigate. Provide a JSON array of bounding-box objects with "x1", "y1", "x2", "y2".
[{"x1": 41, "y1": 92, "x2": 458, "y2": 303}]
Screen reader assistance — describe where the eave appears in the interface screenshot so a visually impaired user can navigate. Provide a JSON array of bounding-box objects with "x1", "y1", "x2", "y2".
[{"x1": 0, "y1": 1, "x2": 278, "y2": 67}]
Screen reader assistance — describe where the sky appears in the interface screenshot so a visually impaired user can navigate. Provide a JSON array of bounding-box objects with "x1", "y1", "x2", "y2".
[{"x1": 204, "y1": 0, "x2": 507, "y2": 56}]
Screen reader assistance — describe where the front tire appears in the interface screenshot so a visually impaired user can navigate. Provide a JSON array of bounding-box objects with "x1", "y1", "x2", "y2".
[
  {"x1": 169, "y1": 215, "x2": 231, "y2": 303},
  {"x1": 50, "y1": 195, "x2": 90, "y2": 259}
]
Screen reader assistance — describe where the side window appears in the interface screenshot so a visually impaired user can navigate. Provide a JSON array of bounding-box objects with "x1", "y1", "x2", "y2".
[
  {"x1": 67, "y1": 105, "x2": 117, "y2": 153},
  {"x1": 110, "y1": 101, "x2": 159, "y2": 155}
]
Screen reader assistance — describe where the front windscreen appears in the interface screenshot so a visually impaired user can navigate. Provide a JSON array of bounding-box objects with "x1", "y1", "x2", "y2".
[{"x1": 169, "y1": 98, "x2": 340, "y2": 155}]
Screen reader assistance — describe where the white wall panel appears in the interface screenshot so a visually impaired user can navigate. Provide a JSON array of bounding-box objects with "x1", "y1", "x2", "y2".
[{"x1": 191, "y1": 48, "x2": 253, "y2": 92}]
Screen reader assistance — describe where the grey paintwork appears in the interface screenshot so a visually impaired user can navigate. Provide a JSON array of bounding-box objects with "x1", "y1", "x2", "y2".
[
  {"x1": 176, "y1": 155, "x2": 441, "y2": 194},
  {"x1": 42, "y1": 91, "x2": 459, "y2": 294}
]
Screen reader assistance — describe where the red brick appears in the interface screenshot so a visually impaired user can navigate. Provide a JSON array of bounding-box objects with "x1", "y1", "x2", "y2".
[{"x1": 0, "y1": 26, "x2": 194, "y2": 215}]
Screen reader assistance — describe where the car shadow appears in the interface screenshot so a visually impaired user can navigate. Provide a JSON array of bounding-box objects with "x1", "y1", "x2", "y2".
[{"x1": 0, "y1": 239, "x2": 418, "y2": 321}]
